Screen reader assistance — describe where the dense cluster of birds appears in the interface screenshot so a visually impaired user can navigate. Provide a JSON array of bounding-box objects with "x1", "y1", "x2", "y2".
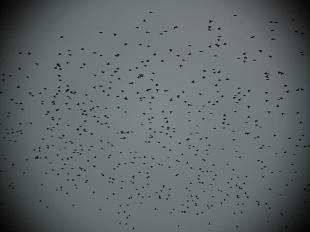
[{"x1": 0, "y1": 9, "x2": 309, "y2": 232}]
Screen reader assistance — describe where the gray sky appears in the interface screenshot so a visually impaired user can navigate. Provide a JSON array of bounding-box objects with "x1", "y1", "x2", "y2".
[{"x1": 0, "y1": 0, "x2": 309, "y2": 231}]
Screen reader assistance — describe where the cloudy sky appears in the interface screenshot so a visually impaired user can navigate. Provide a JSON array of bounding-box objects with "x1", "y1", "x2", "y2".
[{"x1": 0, "y1": 1, "x2": 309, "y2": 231}]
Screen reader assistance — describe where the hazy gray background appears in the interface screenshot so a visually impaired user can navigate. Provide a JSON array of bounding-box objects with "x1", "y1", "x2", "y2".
[{"x1": 0, "y1": 0, "x2": 309, "y2": 231}]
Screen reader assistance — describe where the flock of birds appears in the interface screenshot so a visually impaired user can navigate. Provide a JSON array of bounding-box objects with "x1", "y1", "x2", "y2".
[{"x1": 0, "y1": 8, "x2": 309, "y2": 232}]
